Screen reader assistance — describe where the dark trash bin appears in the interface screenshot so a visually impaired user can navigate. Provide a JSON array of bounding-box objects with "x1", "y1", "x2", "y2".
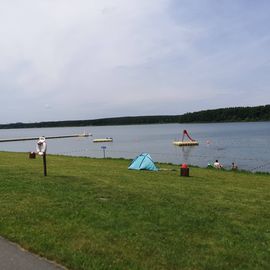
[{"x1": 180, "y1": 163, "x2": 189, "y2": 177}]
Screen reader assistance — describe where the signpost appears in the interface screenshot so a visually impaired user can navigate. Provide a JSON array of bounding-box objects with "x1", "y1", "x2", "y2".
[{"x1": 101, "y1": 146, "x2": 107, "y2": 158}]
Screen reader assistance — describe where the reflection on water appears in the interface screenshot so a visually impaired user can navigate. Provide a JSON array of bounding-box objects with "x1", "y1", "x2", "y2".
[
  {"x1": 173, "y1": 146, "x2": 195, "y2": 164},
  {"x1": 0, "y1": 122, "x2": 270, "y2": 172}
]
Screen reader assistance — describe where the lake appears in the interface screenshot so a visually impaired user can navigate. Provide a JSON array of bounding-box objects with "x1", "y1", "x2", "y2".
[{"x1": 0, "y1": 122, "x2": 270, "y2": 172}]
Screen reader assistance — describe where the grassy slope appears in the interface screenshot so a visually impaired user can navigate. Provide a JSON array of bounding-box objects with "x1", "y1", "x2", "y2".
[{"x1": 0, "y1": 152, "x2": 269, "y2": 270}]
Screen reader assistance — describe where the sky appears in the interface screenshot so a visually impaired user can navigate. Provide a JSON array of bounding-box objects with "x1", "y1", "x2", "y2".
[{"x1": 1, "y1": 0, "x2": 270, "y2": 123}]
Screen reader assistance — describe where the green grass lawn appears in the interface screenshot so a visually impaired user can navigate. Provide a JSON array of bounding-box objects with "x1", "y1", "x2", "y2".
[{"x1": 0, "y1": 152, "x2": 269, "y2": 270}]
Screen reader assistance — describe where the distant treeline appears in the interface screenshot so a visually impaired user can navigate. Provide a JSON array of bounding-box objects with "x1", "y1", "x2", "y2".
[{"x1": 1, "y1": 105, "x2": 270, "y2": 129}]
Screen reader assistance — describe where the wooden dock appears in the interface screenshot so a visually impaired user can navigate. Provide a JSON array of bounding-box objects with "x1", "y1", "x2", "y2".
[{"x1": 172, "y1": 141, "x2": 199, "y2": 146}]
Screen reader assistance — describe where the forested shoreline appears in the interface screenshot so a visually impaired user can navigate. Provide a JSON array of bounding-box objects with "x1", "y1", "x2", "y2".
[{"x1": 1, "y1": 105, "x2": 270, "y2": 129}]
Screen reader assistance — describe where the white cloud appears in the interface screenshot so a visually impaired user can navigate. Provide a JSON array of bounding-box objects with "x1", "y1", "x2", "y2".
[{"x1": 0, "y1": 0, "x2": 269, "y2": 122}]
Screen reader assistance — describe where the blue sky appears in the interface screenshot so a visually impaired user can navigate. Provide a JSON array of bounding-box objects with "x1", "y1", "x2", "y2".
[{"x1": 0, "y1": 0, "x2": 270, "y2": 123}]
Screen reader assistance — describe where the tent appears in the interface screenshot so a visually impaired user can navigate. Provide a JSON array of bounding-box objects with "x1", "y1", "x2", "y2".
[{"x1": 128, "y1": 153, "x2": 158, "y2": 171}]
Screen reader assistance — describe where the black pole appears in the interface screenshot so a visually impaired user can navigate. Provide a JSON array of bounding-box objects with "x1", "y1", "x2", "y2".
[
  {"x1": 0, "y1": 133, "x2": 91, "y2": 143},
  {"x1": 43, "y1": 152, "x2": 47, "y2": 176},
  {"x1": 101, "y1": 146, "x2": 106, "y2": 158}
]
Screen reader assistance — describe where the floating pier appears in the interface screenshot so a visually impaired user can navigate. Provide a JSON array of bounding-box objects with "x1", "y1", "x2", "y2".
[
  {"x1": 172, "y1": 130, "x2": 199, "y2": 147},
  {"x1": 93, "y1": 138, "x2": 113, "y2": 143},
  {"x1": 173, "y1": 141, "x2": 199, "y2": 146}
]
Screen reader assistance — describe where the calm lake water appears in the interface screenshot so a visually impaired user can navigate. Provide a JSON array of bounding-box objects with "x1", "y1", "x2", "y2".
[{"x1": 0, "y1": 122, "x2": 270, "y2": 172}]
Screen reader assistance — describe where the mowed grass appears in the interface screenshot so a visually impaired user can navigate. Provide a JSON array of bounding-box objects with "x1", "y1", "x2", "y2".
[{"x1": 0, "y1": 151, "x2": 269, "y2": 270}]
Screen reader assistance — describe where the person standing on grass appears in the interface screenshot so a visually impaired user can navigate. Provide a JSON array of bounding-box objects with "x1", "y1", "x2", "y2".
[
  {"x1": 214, "y1": 160, "x2": 223, "y2": 169},
  {"x1": 232, "y1": 162, "x2": 238, "y2": 170}
]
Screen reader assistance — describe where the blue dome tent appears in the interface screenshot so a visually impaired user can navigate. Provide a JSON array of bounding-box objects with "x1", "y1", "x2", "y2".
[{"x1": 128, "y1": 153, "x2": 158, "y2": 171}]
